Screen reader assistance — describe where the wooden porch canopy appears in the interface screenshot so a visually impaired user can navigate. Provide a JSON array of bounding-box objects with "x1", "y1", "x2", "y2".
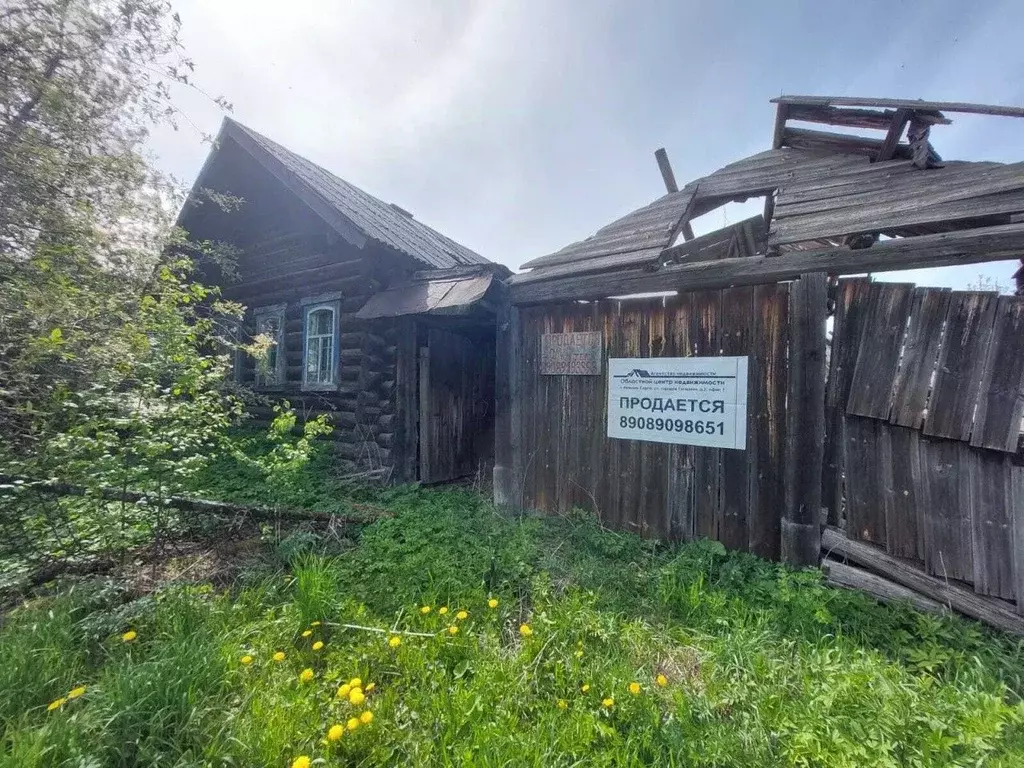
[
  {"x1": 510, "y1": 95, "x2": 1024, "y2": 304},
  {"x1": 355, "y1": 272, "x2": 496, "y2": 319}
]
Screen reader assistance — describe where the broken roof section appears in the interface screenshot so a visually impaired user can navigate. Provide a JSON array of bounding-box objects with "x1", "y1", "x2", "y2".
[{"x1": 513, "y1": 95, "x2": 1024, "y2": 296}]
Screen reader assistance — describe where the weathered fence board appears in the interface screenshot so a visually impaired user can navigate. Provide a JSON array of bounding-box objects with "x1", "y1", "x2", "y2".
[
  {"x1": 847, "y1": 283, "x2": 914, "y2": 420},
  {"x1": 889, "y1": 288, "x2": 951, "y2": 429},
  {"x1": 968, "y1": 449, "x2": 1015, "y2": 600},
  {"x1": 919, "y1": 437, "x2": 974, "y2": 583},
  {"x1": 971, "y1": 296, "x2": 1024, "y2": 452}
]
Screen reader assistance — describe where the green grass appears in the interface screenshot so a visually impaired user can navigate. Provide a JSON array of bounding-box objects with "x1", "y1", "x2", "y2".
[{"x1": 2, "y1": 475, "x2": 1024, "y2": 766}]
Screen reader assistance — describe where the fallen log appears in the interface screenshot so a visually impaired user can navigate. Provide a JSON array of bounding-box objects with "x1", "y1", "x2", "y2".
[
  {"x1": 822, "y1": 558, "x2": 949, "y2": 616},
  {"x1": 0, "y1": 475, "x2": 387, "y2": 526},
  {"x1": 821, "y1": 526, "x2": 1024, "y2": 636}
]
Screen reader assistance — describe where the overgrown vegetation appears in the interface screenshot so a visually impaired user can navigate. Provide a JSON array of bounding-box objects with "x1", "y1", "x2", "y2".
[{"x1": 3, "y1": 471, "x2": 1023, "y2": 767}]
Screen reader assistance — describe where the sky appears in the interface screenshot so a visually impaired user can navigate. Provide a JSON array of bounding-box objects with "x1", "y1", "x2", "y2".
[{"x1": 150, "y1": 0, "x2": 1024, "y2": 292}]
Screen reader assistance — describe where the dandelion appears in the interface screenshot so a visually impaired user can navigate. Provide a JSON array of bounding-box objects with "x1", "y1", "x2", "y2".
[
  {"x1": 327, "y1": 723, "x2": 344, "y2": 742},
  {"x1": 629, "y1": 682, "x2": 641, "y2": 695},
  {"x1": 47, "y1": 697, "x2": 66, "y2": 712},
  {"x1": 349, "y1": 687, "x2": 365, "y2": 706},
  {"x1": 291, "y1": 757, "x2": 311, "y2": 768},
  {"x1": 312, "y1": 641, "x2": 324, "y2": 651},
  {"x1": 67, "y1": 686, "x2": 86, "y2": 700},
  {"x1": 388, "y1": 635, "x2": 401, "y2": 648},
  {"x1": 273, "y1": 651, "x2": 286, "y2": 662},
  {"x1": 240, "y1": 655, "x2": 253, "y2": 665},
  {"x1": 581, "y1": 684, "x2": 590, "y2": 693},
  {"x1": 301, "y1": 629, "x2": 312, "y2": 638},
  {"x1": 557, "y1": 699, "x2": 568, "y2": 710},
  {"x1": 365, "y1": 682, "x2": 376, "y2": 693},
  {"x1": 602, "y1": 697, "x2": 615, "y2": 708},
  {"x1": 311, "y1": 621, "x2": 321, "y2": 627},
  {"x1": 456, "y1": 610, "x2": 468, "y2": 621},
  {"x1": 488, "y1": 598, "x2": 499, "y2": 609},
  {"x1": 336, "y1": 683, "x2": 351, "y2": 699},
  {"x1": 360, "y1": 710, "x2": 374, "y2": 724},
  {"x1": 347, "y1": 716, "x2": 360, "y2": 731},
  {"x1": 448, "y1": 625, "x2": 459, "y2": 635},
  {"x1": 349, "y1": 677, "x2": 362, "y2": 689},
  {"x1": 420, "y1": 605, "x2": 431, "y2": 615},
  {"x1": 438, "y1": 606, "x2": 449, "y2": 616},
  {"x1": 121, "y1": 630, "x2": 137, "y2": 643},
  {"x1": 656, "y1": 673, "x2": 668, "y2": 687},
  {"x1": 575, "y1": 649, "x2": 584, "y2": 659},
  {"x1": 519, "y1": 624, "x2": 533, "y2": 637},
  {"x1": 299, "y1": 668, "x2": 314, "y2": 683}
]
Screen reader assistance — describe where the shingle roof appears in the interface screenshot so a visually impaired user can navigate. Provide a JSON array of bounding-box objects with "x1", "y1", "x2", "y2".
[{"x1": 220, "y1": 118, "x2": 490, "y2": 270}]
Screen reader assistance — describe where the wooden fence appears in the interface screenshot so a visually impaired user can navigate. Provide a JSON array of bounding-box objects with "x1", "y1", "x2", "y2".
[
  {"x1": 501, "y1": 285, "x2": 794, "y2": 560},
  {"x1": 825, "y1": 279, "x2": 1024, "y2": 611}
]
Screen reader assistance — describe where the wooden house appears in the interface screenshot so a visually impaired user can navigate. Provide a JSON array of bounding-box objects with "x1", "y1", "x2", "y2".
[{"x1": 178, "y1": 118, "x2": 508, "y2": 484}]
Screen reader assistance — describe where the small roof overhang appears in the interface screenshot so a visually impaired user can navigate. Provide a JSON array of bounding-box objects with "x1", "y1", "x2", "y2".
[{"x1": 355, "y1": 274, "x2": 495, "y2": 319}]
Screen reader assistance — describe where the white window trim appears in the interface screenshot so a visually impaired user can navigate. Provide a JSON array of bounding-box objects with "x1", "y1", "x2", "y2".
[
  {"x1": 253, "y1": 304, "x2": 286, "y2": 389},
  {"x1": 302, "y1": 300, "x2": 340, "y2": 391}
]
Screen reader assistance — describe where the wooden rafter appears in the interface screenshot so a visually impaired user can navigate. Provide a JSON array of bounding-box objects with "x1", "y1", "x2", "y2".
[
  {"x1": 876, "y1": 108, "x2": 911, "y2": 162},
  {"x1": 772, "y1": 95, "x2": 1024, "y2": 119}
]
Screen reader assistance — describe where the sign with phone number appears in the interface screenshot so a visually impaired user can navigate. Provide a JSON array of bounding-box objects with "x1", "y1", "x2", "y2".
[{"x1": 606, "y1": 357, "x2": 749, "y2": 450}]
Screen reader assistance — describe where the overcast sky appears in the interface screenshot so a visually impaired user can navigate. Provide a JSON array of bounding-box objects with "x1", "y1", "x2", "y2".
[{"x1": 150, "y1": 0, "x2": 1024, "y2": 291}]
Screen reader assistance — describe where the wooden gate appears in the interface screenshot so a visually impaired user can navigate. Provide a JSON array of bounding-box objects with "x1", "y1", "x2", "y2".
[
  {"x1": 419, "y1": 327, "x2": 495, "y2": 484},
  {"x1": 504, "y1": 285, "x2": 792, "y2": 558},
  {"x1": 825, "y1": 279, "x2": 1024, "y2": 609}
]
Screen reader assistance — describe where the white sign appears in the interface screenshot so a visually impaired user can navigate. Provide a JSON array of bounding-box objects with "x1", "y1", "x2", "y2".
[{"x1": 607, "y1": 357, "x2": 748, "y2": 450}]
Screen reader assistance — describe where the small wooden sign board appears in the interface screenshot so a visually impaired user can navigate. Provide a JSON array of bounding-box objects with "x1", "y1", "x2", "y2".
[{"x1": 541, "y1": 331, "x2": 603, "y2": 375}]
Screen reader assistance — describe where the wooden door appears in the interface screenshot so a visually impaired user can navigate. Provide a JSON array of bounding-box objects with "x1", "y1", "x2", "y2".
[{"x1": 419, "y1": 327, "x2": 495, "y2": 483}]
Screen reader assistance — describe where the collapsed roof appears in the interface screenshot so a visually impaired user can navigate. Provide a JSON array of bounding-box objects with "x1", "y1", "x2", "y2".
[{"x1": 512, "y1": 95, "x2": 1024, "y2": 301}]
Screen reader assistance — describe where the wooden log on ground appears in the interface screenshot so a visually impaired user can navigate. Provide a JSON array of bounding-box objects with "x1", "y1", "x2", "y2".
[
  {"x1": 823, "y1": 558, "x2": 948, "y2": 615},
  {"x1": 821, "y1": 526, "x2": 1024, "y2": 635}
]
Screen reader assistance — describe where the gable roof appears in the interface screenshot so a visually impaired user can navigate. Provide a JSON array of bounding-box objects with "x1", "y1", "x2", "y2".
[{"x1": 183, "y1": 118, "x2": 491, "y2": 271}]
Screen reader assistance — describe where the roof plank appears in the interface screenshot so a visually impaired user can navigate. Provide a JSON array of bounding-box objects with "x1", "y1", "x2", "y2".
[{"x1": 772, "y1": 95, "x2": 1024, "y2": 119}]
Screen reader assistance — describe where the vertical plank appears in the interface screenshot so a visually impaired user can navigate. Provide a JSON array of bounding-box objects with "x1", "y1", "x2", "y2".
[
  {"x1": 889, "y1": 288, "x2": 951, "y2": 429},
  {"x1": 919, "y1": 437, "x2": 974, "y2": 584},
  {"x1": 971, "y1": 296, "x2": 1024, "y2": 452},
  {"x1": 689, "y1": 290, "x2": 723, "y2": 541},
  {"x1": 748, "y1": 283, "x2": 788, "y2": 559},
  {"x1": 603, "y1": 302, "x2": 625, "y2": 531},
  {"x1": 664, "y1": 298, "x2": 695, "y2": 541},
  {"x1": 846, "y1": 282, "x2": 914, "y2": 420},
  {"x1": 886, "y1": 425, "x2": 923, "y2": 561},
  {"x1": 924, "y1": 291, "x2": 998, "y2": 441},
  {"x1": 618, "y1": 303, "x2": 644, "y2": 534},
  {"x1": 782, "y1": 273, "x2": 827, "y2": 566},
  {"x1": 394, "y1": 318, "x2": 419, "y2": 484},
  {"x1": 418, "y1": 345, "x2": 430, "y2": 482},
  {"x1": 843, "y1": 416, "x2": 889, "y2": 547},
  {"x1": 641, "y1": 301, "x2": 670, "y2": 538},
  {"x1": 719, "y1": 286, "x2": 754, "y2": 552},
  {"x1": 968, "y1": 449, "x2": 1015, "y2": 600},
  {"x1": 1011, "y1": 459, "x2": 1024, "y2": 613}
]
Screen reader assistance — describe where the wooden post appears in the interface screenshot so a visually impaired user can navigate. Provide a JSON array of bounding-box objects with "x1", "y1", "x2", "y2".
[
  {"x1": 782, "y1": 273, "x2": 827, "y2": 566},
  {"x1": 655, "y1": 148, "x2": 695, "y2": 240},
  {"x1": 393, "y1": 318, "x2": 419, "y2": 483},
  {"x1": 493, "y1": 291, "x2": 522, "y2": 508}
]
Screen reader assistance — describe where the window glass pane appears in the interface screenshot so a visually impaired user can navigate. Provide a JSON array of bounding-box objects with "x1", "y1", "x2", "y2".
[
  {"x1": 318, "y1": 336, "x2": 332, "y2": 382},
  {"x1": 306, "y1": 338, "x2": 321, "y2": 378},
  {"x1": 309, "y1": 308, "x2": 332, "y2": 337}
]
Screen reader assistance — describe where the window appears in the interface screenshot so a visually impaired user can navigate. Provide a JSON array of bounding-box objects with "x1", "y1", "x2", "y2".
[
  {"x1": 253, "y1": 305, "x2": 285, "y2": 387},
  {"x1": 302, "y1": 301, "x2": 339, "y2": 389}
]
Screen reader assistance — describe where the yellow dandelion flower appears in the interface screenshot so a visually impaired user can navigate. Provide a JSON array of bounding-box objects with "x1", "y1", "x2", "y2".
[
  {"x1": 360, "y1": 710, "x2": 374, "y2": 724},
  {"x1": 240, "y1": 655, "x2": 253, "y2": 665},
  {"x1": 301, "y1": 629, "x2": 312, "y2": 638},
  {"x1": 327, "y1": 723, "x2": 344, "y2": 742},
  {"x1": 291, "y1": 757, "x2": 311, "y2": 768},
  {"x1": 347, "y1": 716, "x2": 360, "y2": 731},
  {"x1": 336, "y1": 683, "x2": 351, "y2": 699},
  {"x1": 348, "y1": 687, "x2": 365, "y2": 706},
  {"x1": 67, "y1": 686, "x2": 86, "y2": 700},
  {"x1": 121, "y1": 630, "x2": 137, "y2": 643},
  {"x1": 311, "y1": 621, "x2": 321, "y2": 627},
  {"x1": 349, "y1": 677, "x2": 362, "y2": 689},
  {"x1": 365, "y1": 682, "x2": 376, "y2": 693},
  {"x1": 602, "y1": 697, "x2": 615, "y2": 708},
  {"x1": 388, "y1": 635, "x2": 401, "y2": 648},
  {"x1": 47, "y1": 697, "x2": 66, "y2": 712},
  {"x1": 456, "y1": 610, "x2": 468, "y2": 621},
  {"x1": 581, "y1": 684, "x2": 590, "y2": 693},
  {"x1": 438, "y1": 606, "x2": 449, "y2": 616},
  {"x1": 299, "y1": 668, "x2": 314, "y2": 683},
  {"x1": 656, "y1": 673, "x2": 668, "y2": 687},
  {"x1": 488, "y1": 598, "x2": 499, "y2": 609},
  {"x1": 574, "y1": 649, "x2": 584, "y2": 659},
  {"x1": 420, "y1": 605, "x2": 431, "y2": 614},
  {"x1": 519, "y1": 624, "x2": 533, "y2": 637},
  {"x1": 273, "y1": 651, "x2": 286, "y2": 662},
  {"x1": 312, "y1": 641, "x2": 324, "y2": 651},
  {"x1": 448, "y1": 625, "x2": 459, "y2": 635},
  {"x1": 557, "y1": 699, "x2": 568, "y2": 710},
  {"x1": 629, "y1": 682, "x2": 641, "y2": 695}
]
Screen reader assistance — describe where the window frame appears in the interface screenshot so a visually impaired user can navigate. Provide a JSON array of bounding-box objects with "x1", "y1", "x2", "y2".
[
  {"x1": 301, "y1": 297, "x2": 341, "y2": 391},
  {"x1": 252, "y1": 304, "x2": 286, "y2": 389}
]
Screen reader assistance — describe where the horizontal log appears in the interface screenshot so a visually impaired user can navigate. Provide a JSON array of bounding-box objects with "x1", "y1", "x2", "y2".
[
  {"x1": 821, "y1": 527, "x2": 1024, "y2": 635},
  {"x1": 772, "y1": 94, "x2": 1024, "y2": 119},
  {"x1": 509, "y1": 223, "x2": 1024, "y2": 304},
  {"x1": 823, "y1": 558, "x2": 949, "y2": 615}
]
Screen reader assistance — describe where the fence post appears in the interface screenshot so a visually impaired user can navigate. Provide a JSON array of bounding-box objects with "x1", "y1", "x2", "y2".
[
  {"x1": 782, "y1": 273, "x2": 828, "y2": 566},
  {"x1": 493, "y1": 291, "x2": 522, "y2": 508}
]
